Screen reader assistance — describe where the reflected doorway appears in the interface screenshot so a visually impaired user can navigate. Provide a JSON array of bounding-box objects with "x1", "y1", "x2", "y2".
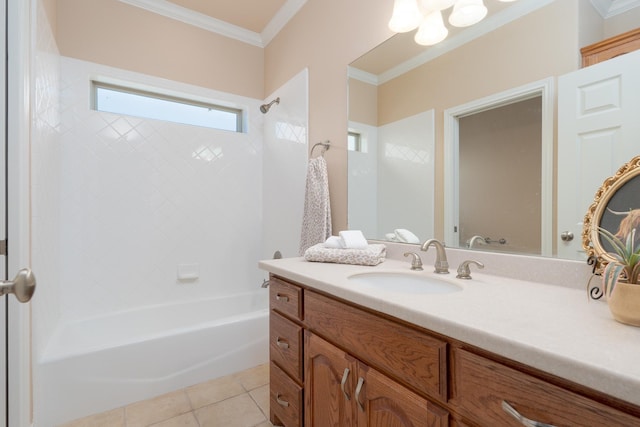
[{"x1": 444, "y1": 79, "x2": 553, "y2": 256}]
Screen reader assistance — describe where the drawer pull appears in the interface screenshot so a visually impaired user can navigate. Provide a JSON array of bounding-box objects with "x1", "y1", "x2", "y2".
[
  {"x1": 502, "y1": 401, "x2": 556, "y2": 427},
  {"x1": 276, "y1": 394, "x2": 290, "y2": 408},
  {"x1": 275, "y1": 293, "x2": 289, "y2": 302},
  {"x1": 355, "y1": 377, "x2": 365, "y2": 412},
  {"x1": 276, "y1": 337, "x2": 289, "y2": 349},
  {"x1": 340, "y1": 368, "x2": 351, "y2": 401}
]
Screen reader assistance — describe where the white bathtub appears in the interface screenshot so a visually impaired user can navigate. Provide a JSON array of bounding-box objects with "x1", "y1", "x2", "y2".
[{"x1": 36, "y1": 291, "x2": 269, "y2": 426}]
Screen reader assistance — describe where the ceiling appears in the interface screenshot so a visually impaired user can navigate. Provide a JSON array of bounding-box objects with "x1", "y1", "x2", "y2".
[
  {"x1": 121, "y1": 0, "x2": 640, "y2": 49},
  {"x1": 167, "y1": 0, "x2": 287, "y2": 33}
]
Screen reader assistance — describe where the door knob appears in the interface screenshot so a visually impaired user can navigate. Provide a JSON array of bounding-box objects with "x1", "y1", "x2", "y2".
[
  {"x1": 560, "y1": 231, "x2": 574, "y2": 242},
  {"x1": 0, "y1": 268, "x2": 36, "y2": 303}
]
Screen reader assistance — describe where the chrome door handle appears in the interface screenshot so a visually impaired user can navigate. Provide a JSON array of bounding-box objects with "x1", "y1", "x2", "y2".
[
  {"x1": 275, "y1": 293, "x2": 289, "y2": 302},
  {"x1": 276, "y1": 394, "x2": 289, "y2": 407},
  {"x1": 355, "y1": 377, "x2": 365, "y2": 412},
  {"x1": 560, "y1": 231, "x2": 574, "y2": 242},
  {"x1": 502, "y1": 401, "x2": 556, "y2": 427},
  {"x1": 340, "y1": 368, "x2": 351, "y2": 400},
  {"x1": 0, "y1": 268, "x2": 36, "y2": 303},
  {"x1": 276, "y1": 338, "x2": 289, "y2": 349}
]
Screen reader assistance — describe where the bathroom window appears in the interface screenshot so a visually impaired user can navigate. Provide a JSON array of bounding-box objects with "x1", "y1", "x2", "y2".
[
  {"x1": 348, "y1": 131, "x2": 362, "y2": 152},
  {"x1": 92, "y1": 81, "x2": 243, "y2": 132}
]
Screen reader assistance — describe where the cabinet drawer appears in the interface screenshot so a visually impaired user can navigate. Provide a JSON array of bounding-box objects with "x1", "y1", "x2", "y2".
[
  {"x1": 270, "y1": 276, "x2": 303, "y2": 321},
  {"x1": 452, "y1": 349, "x2": 640, "y2": 427},
  {"x1": 304, "y1": 290, "x2": 447, "y2": 401},
  {"x1": 270, "y1": 361, "x2": 303, "y2": 427},
  {"x1": 270, "y1": 311, "x2": 303, "y2": 383}
]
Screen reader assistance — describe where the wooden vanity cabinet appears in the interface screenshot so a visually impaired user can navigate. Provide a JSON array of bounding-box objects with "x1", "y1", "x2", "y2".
[
  {"x1": 305, "y1": 331, "x2": 448, "y2": 427},
  {"x1": 268, "y1": 274, "x2": 640, "y2": 427},
  {"x1": 269, "y1": 277, "x2": 304, "y2": 426},
  {"x1": 450, "y1": 348, "x2": 640, "y2": 427}
]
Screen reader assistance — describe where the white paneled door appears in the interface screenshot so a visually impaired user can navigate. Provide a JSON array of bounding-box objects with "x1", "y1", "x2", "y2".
[{"x1": 557, "y1": 50, "x2": 640, "y2": 260}]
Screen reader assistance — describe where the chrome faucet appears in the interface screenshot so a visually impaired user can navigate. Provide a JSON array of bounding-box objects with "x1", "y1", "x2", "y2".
[
  {"x1": 456, "y1": 260, "x2": 484, "y2": 279},
  {"x1": 403, "y1": 252, "x2": 423, "y2": 271},
  {"x1": 420, "y1": 239, "x2": 449, "y2": 274},
  {"x1": 468, "y1": 235, "x2": 487, "y2": 248}
]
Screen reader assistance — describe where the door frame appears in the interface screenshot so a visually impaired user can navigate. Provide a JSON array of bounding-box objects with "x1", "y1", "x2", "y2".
[
  {"x1": 7, "y1": 0, "x2": 32, "y2": 425},
  {"x1": 443, "y1": 77, "x2": 554, "y2": 255}
]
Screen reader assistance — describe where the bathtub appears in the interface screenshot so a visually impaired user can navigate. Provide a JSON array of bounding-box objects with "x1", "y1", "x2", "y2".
[{"x1": 36, "y1": 291, "x2": 269, "y2": 426}]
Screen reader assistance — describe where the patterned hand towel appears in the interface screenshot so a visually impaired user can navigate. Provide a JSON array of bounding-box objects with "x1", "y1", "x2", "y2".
[
  {"x1": 303, "y1": 244, "x2": 386, "y2": 266},
  {"x1": 299, "y1": 157, "x2": 332, "y2": 255}
]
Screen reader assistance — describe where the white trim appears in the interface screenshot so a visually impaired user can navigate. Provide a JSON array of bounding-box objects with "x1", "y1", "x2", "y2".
[
  {"x1": 7, "y1": 0, "x2": 32, "y2": 425},
  {"x1": 118, "y1": 0, "x2": 263, "y2": 46},
  {"x1": 377, "y1": 0, "x2": 555, "y2": 85},
  {"x1": 118, "y1": 0, "x2": 307, "y2": 47},
  {"x1": 590, "y1": 0, "x2": 640, "y2": 18},
  {"x1": 443, "y1": 78, "x2": 554, "y2": 256},
  {"x1": 261, "y1": 0, "x2": 307, "y2": 46},
  {"x1": 347, "y1": 66, "x2": 379, "y2": 85}
]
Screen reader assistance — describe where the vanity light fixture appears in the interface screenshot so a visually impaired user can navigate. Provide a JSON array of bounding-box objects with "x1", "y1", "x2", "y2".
[{"x1": 388, "y1": 0, "x2": 518, "y2": 46}]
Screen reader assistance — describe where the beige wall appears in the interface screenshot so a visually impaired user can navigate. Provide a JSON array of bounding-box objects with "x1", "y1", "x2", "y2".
[
  {"x1": 348, "y1": 78, "x2": 377, "y2": 126},
  {"x1": 265, "y1": 0, "x2": 393, "y2": 231},
  {"x1": 266, "y1": 0, "x2": 588, "y2": 234},
  {"x1": 56, "y1": 0, "x2": 264, "y2": 99}
]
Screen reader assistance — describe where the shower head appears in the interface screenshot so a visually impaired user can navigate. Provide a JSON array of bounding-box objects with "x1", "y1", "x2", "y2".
[{"x1": 260, "y1": 97, "x2": 280, "y2": 114}]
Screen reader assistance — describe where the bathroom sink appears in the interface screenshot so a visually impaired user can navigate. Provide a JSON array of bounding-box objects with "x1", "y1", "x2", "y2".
[{"x1": 347, "y1": 272, "x2": 462, "y2": 295}]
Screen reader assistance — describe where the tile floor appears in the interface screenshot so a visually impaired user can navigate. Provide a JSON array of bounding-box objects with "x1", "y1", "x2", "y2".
[{"x1": 59, "y1": 363, "x2": 273, "y2": 427}]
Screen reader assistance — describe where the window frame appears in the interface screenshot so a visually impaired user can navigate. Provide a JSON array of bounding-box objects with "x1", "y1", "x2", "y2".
[{"x1": 91, "y1": 80, "x2": 244, "y2": 132}]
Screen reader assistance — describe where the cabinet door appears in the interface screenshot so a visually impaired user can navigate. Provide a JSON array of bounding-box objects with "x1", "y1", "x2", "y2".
[
  {"x1": 355, "y1": 364, "x2": 449, "y2": 427},
  {"x1": 305, "y1": 331, "x2": 356, "y2": 426}
]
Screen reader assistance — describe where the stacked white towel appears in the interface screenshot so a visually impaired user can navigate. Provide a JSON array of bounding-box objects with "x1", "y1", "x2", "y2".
[
  {"x1": 385, "y1": 229, "x2": 420, "y2": 244},
  {"x1": 323, "y1": 230, "x2": 369, "y2": 249}
]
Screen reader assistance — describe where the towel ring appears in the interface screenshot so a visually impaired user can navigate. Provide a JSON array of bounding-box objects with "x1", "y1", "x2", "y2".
[{"x1": 310, "y1": 140, "x2": 330, "y2": 158}]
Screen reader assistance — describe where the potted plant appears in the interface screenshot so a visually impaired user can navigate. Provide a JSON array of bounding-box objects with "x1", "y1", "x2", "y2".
[{"x1": 599, "y1": 227, "x2": 640, "y2": 326}]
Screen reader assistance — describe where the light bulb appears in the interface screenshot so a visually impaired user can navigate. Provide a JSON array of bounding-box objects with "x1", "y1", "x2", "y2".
[
  {"x1": 388, "y1": 0, "x2": 423, "y2": 33},
  {"x1": 414, "y1": 10, "x2": 449, "y2": 45},
  {"x1": 449, "y1": 0, "x2": 488, "y2": 27},
  {"x1": 420, "y1": 0, "x2": 456, "y2": 11}
]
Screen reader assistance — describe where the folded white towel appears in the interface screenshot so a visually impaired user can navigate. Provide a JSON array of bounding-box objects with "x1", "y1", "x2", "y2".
[
  {"x1": 324, "y1": 236, "x2": 345, "y2": 249},
  {"x1": 339, "y1": 230, "x2": 368, "y2": 249},
  {"x1": 394, "y1": 229, "x2": 420, "y2": 244},
  {"x1": 385, "y1": 233, "x2": 399, "y2": 242}
]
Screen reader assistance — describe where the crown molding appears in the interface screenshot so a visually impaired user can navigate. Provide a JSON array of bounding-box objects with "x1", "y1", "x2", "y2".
[
  {"x1": 119, "y1": 0, "x2": 308, "y2": 48},
  {"x1": 590, "y1": 0, "x2": 640, "y2": 17},
  {"x1": 262, "y1": 0, "x2": 307, "y2": 46},
  {"x1": 347, "y1": 66, "x2": 379, "y2": 85},
  {"x1": 375, "y1": 0, "x2": 555, "y2": 85}
]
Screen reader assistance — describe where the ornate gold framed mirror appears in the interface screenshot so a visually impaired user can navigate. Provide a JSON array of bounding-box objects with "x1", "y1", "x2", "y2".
[{"x1": 583, "y1": 155, "x2": 640, "y2": 273}]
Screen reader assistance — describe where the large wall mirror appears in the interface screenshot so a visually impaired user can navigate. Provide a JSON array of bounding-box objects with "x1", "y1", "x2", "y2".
[{"x1": 347, "y1": 0, "x2": 640, "y2": 260}]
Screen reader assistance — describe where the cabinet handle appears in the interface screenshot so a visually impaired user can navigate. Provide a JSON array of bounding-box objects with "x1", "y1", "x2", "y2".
[
  {"x1": 340, "y1": 368, "x2": 351, "y2": 401},
  {"x1": 355, "y1": 377, "x2": 365, "y2": 412},
  {"x1": 276, "y1": 338, "x2": 289, "y2": 349},
  {"x1": 275, "y1": 293, "x2": 289, "y2": 302},
  {"x1": 502, "y1": 401, "x2": 556, "y2": 427},
  {"x1": 276, "y1": 394, "x2": 290, "y2": 408}
]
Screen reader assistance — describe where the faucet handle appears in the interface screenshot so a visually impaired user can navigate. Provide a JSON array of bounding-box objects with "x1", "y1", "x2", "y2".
[
  {"x1": 456, "y1": 260, "x2": 484, "y2": 279},
  {"x1": 403, "y1": 252, "x2": 423, "y2": 271}
]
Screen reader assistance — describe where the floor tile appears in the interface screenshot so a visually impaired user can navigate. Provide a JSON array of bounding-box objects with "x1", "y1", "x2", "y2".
[
  {"x1": 125, "y1": 390, "x2": 192, "y2": 427},
  {"x1": 249, "y1": 384, "x2": 270, "y2": 417},
  {"x1": 194, "y1": 393, "x2": 266, "y2": 427},
  {"x1": 149, "y1": 412, "x2": 200, "y2": 427},
  {"x1": 57, "y1": 407, "x2": 125, "y2": 427},
  {"x1": 233, "y1": 363, "x2": 269, "y2": 391},
  {"x1": 186, "y1": 372, "x2": 246, "y2": 409}
]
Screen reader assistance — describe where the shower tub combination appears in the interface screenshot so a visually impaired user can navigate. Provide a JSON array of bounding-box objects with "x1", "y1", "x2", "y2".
[{"x1": 36, "y1": 290, "x2": 269, "y2": 426}]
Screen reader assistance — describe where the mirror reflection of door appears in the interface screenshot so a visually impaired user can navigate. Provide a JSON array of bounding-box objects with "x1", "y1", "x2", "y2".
[{"x1": 457, "y1": 96, "x2": 543, "y2": 254}]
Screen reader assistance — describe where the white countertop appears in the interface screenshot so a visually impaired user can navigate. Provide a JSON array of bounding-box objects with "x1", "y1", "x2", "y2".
[{"x1": 259, "y1": 256, "x2": 640, "y2": 407}]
